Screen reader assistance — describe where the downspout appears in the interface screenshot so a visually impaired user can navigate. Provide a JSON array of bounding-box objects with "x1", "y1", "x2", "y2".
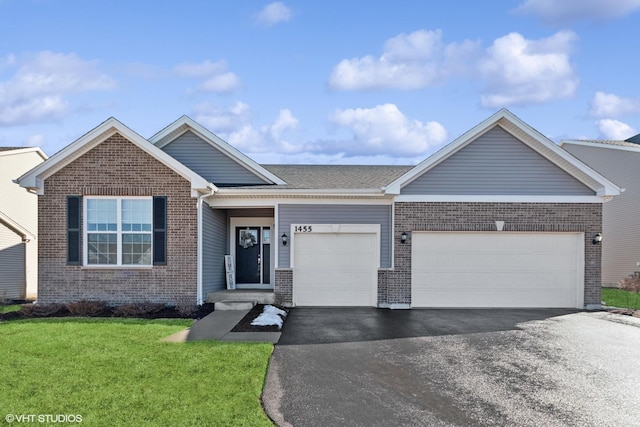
[{"x1": 197, "y1": 184, "x2": 218, "y2": 305}]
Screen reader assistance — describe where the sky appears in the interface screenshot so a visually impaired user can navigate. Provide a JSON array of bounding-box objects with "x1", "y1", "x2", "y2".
[{"x1": 1, "y1": 0, "x2": 639, "y2": 165}]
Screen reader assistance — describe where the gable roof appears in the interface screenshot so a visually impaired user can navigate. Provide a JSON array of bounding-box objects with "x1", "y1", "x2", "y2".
[
  {"x1": 150, "y1": 115, "x2": 286, "y2": 186},
  {"x1": 17, "y1": 117, "x2": 212, "y2": 195},
  {"x1": 386, "y1": 109, "x2": 621, "y2": 197}
]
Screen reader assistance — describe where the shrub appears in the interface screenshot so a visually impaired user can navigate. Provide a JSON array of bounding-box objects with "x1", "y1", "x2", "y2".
[
  {"x1": 66, "y1": 300, "x2": 108, "y2": 316},
  {"x1": 20, "y1": 303, "x2": 68, "y2": 317},
  {"x1": 113, "y1": 301, "x2": 166, "y2": 317},
  {"x1": 174, "y1": 296, "x2": 197, "y2": 317}
]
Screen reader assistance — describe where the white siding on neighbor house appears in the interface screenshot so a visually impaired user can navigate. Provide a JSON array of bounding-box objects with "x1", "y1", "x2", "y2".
[
  {"x1": 161, "y1": 130, "x2": 271, "y2": 186},
  {"x1": 563, "y1": 144, "x2": 639, "y2": 286},
  {"x1": 202, "y1": 203, "x2": 228, "y2": 295},
  {"x1": 0, "y1": 149, "x2": 43, "y2": 299},
  {"x1": 278, "y1": 204, "x2": 392, "y2": 268},
  {"x1": 402, "y1": 126, "x2": 594, "y2": 195},
  {"x1": 0, "y1": 225, "x2": 25, "y2": 300}
]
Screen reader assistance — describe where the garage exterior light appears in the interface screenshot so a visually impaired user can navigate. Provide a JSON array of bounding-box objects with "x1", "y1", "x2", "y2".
[
  {"x1": 401, "y1": 231, "x2": 408, "y2": 244},
  {"x1": 281, "y1": 233, "x2": 288, "y2": 246},
  {"x1": 593, "y1": 233, "x2": 603, "y2": 244}
]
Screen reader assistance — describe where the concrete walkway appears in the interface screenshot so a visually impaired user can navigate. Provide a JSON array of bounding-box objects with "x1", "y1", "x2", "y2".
[{"x1": 162, "y1": 310, "x2": 281, "y2": 343}]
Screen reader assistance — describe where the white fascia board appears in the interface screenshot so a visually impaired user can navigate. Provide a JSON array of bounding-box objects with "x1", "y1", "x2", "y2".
[
  {"x1": 17, "y1": 117, "x2": 212, "y2": 195},
  {"x1": 0, "y1": 210, "x2": 35, "y2": 241},
  {"x1": 0, "y1": 147, "x2": 48, "y2": 160},
  {"x1": 393, "y1": 194, "x2": 608, "y2": 203},
  {"x1": 206, "y1": 196, "x2": 393, "y2": 208},
  {"x1": 215, "y1": 187, "x2": 387, "y2": 197},
  {"x1": 149, "y1": 115, "x2": 286, "y2": 186}
]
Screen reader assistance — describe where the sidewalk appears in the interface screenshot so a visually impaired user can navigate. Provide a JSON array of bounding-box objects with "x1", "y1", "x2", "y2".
[{"x1": 162, "y1": 310, "x2": 281, "y2": 343}]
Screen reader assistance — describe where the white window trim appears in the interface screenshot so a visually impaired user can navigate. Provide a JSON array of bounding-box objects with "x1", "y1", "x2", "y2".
[{"x1": 83, "y1": 196, "x2": 153, "y2": 268}]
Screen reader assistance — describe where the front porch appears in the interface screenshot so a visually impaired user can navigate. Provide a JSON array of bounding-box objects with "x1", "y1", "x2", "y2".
[{"x1": 206, "y1": 289, "x2": 276, "y2": 305}]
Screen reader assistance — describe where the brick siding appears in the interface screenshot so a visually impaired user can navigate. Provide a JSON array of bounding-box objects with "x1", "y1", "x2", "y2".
[
  {"x1": 274, "y1": 268, "x2": 293, "y2": 306},
  {"x1": 379, "y1": 202, "x2": 602, "y2": 307},
  {"x1": 38, "y1": 133, "x2": 198, "y2": 305}
]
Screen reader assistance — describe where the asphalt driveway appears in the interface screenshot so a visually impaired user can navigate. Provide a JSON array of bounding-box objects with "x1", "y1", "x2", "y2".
[{"x1": 262, "y1": 308, "x2": 640, "y2": 427}]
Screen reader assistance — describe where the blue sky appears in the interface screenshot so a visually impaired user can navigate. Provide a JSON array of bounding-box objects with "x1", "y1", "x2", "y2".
[{"x1": 1, "y1": 0, "x2": 639, "y2": 164}]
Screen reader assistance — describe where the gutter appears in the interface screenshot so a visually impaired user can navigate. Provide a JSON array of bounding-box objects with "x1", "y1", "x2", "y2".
[{"x1": 196, "y1": 183, "x2": 218, "y2": 305}]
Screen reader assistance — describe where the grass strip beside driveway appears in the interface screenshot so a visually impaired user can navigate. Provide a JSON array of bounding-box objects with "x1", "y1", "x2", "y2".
[
  {"x1": 602, "y1": 288, "x2": 640, "y2": 310},
  {"x1": 0, "y1": 318, "x2": 273, "y2": 426}
]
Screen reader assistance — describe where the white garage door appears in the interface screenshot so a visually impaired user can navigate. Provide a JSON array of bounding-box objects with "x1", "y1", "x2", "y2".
[
  {"x1": 293, "y1": 225, "x2": 379, "y2": 306},
  {"x1": 412, "y1": 232, "x2": 584, "y2": 308}
]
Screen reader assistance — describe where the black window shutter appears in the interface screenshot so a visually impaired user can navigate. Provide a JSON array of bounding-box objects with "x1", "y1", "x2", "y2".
[
  {"x1": 67, "y1": 195, "x2": 82, "y2": 265},
  {"x1": 153, "y1": 196, "x2": 167, "y2": 265}
]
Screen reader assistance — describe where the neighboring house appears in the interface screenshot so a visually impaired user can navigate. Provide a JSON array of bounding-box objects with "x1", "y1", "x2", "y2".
[
  {"x1": 562, "y1": 135, "x2": 640, "y2": 287},
  {"x1": 0, "y1": 147, "x2": 47, "y2": 301},
  {"x1": 18, "y1": 109, "x2": 620, "y2": 309}
]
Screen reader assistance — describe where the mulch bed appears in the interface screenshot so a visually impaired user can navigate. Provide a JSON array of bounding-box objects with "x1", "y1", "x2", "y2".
[
  {"x1": 0, "y1": 303, "x2": 215, "y2": 322},
  {"x1": 230, "y1": 304, "x2": 289, "y2": 333},
  {"x1": 610, "y1": 308, "x2": 640, "y2": 318}
]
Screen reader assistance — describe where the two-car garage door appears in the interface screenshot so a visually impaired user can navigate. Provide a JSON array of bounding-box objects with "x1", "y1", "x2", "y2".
[{"x1": 412, "y1": 232, "x2": 584, "y2": 308}]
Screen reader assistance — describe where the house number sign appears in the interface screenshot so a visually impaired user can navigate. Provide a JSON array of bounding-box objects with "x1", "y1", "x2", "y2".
[{"x1": 294, "y1": 225, "x2": 313, "y2": 232}]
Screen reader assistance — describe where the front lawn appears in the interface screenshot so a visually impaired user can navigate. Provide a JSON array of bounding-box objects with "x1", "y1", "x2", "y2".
[
  {"x1": 0, "y1": 319, "x2": 273, "y2": 426},
  {"x1": 602, "y1": 288, "x2": 640, "y2": 310}
]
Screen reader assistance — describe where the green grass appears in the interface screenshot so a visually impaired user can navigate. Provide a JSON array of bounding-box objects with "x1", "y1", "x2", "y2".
[
  {"x1": 0, "y1": 319, "x2": 274, "y2": 426},
  {"x1": 0, "y1": 304, "x2": 21, "y2": 313},
  {"x1": 602, "y1": 288, "x2": 640, "y2": 310}
]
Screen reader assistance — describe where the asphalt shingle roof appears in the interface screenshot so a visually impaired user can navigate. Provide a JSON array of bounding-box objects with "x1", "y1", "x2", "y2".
[{"x1": 248, "y1": 164, "x2": 414, "y2": 190}]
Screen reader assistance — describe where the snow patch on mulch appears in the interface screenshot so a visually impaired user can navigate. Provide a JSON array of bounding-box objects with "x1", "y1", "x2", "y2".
[{"x1": 251, "y1": 305, "x2": 288, "y2": 329}]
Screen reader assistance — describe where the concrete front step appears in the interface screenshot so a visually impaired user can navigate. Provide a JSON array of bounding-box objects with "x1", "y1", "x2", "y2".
[
  {"x1": 207, "y1": 290, "x2": 275, "y2": 305},
  {"x1": 214, "y1": 300, "x2": 257, "y2": 311}
]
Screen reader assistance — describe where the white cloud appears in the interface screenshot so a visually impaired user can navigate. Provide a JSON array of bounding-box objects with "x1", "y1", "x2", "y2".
[
  {"x1": 514, "y1": 0, "x2": 640, "y2": 24},
  {"x1": 173, "y1": 60, "x2": 240, "y2": 94},
  {"x1": 328, "y1": 104, "x2": 447, "y2": 156},
  {"x1": 597, "y1": 119, "x2": 637, "y2": 140},
  {"x1": 256, "y1": 2, "x2": 292, "y2": 26},
  {"x1": 173, "y1": 60, "x2": 226, "y2": 78},
  {"x1": 590, "y1": 91, "x2": 640, "y2": 117},
  {"x1": 0, "y1": 51, "x2": 115, "y2": 126},
  {"x1": 478, "y1": 31, "x2": 578, "y2": 107},
  {"x1": 329, "y1": 29, "x2": 479, "y2": 90},
  {"x1": 193, "y1": 102, "x2": 301, "y2": 154}
]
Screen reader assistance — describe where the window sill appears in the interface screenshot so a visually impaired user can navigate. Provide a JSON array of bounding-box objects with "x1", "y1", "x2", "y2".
[{"x1": 81, "y1": 265, "x2": 154, "y2": 270}]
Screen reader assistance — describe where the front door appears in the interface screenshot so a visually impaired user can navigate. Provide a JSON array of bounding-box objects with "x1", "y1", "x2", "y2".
[{"x1": 236, "y1": 227, "x2": 261, "y2": 284}]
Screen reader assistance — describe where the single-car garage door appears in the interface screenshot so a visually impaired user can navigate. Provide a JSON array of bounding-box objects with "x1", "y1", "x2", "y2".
[
  {"x1": 293, "y1": 224, "x2": 379, "y2": 306},
  {"x1": 412, "y1": 232, "x2": 584, "y2": 308}
]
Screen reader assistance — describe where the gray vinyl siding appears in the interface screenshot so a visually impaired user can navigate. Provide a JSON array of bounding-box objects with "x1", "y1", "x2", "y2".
[
  {"x1": 162, "y1": 130, "x2": 271, "y2": 186},
  {"x1": 202, "y1": 203, "x2": 228, "y2": 296},
  {"x1": 563, "y1": 144, "x2": 638, "y2": 286},
  {"x1": 278, "y1": 204, "x2": 392, "y2": 268},
  {"x1": 0, "y1": 225, "x2": 25, "y2": 300},
  {"x1": 402, "y1": 126, "x2": 594, "y2": 195}
]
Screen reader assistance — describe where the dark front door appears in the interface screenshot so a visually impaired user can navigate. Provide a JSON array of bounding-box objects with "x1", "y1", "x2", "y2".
[{"x1": 236, "y1": 227, "x2": 261, "y2": 284}]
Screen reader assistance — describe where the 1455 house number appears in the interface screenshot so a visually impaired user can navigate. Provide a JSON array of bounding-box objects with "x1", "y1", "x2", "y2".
[{"x1": 294, "y1": 225, "x2": 313, "y2": 232}]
